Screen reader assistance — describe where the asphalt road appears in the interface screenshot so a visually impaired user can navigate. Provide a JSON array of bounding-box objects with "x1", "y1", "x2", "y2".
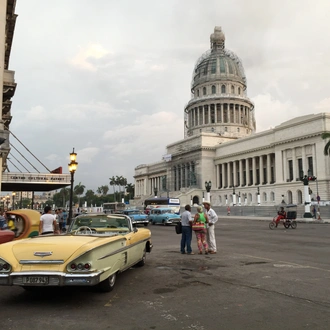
[{"x1": 1, "y1": 219, "x2": 330, "y2": 330}]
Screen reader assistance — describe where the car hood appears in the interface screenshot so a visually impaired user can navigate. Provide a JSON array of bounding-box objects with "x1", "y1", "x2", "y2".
[{"x1": 10, "y1": 235, "x2": 122, "y2": 262}]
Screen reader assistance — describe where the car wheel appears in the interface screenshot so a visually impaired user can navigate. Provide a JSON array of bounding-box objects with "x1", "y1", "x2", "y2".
[
  {"x1": 98, "y1": 272, "x2": 117, "y2": 292},
  {"x1": 152, "y1": 221, "x2": 155, "y2": 225},
  {"x1": 144, "y1": 222, "x2": 149, "y2": 226},
  {"x1": 162, "y1": 220, "x2": 166, "y2": 226},
  {"x1": 136, "y1": 248, "x2": 146, "y2": 267}
]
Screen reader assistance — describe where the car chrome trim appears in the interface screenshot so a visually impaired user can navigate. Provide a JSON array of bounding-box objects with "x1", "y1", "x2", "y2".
[
  {"x1": 98, "y1": 238, "x2": 151, "y2": 260},
  {"x1": 20, "y1": 260, "x2": 64, "y2": 264},
  {"x1": 34, "y1": 251, "x2": 53, "y2": 257}
]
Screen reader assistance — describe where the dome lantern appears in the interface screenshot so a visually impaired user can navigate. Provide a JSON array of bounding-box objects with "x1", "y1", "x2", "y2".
[{"x1": 210, "y1": 26, "x2": 225, "y2": 52}]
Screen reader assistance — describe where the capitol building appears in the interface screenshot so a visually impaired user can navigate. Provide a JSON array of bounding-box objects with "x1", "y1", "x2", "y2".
[{"x1": 134, "y1": 27, "x2": 330, "y2": 207}]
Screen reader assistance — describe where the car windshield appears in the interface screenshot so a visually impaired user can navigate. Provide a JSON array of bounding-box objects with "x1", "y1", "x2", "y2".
[
  {"x1": 127, "y1": 211, "x2": 140, "y2": 215},
  {"x1": 69, "y1": 214, "x2": 131, "y2": 236},
  {"x1": 162, "y1": 209, "x2": 174, "y2": 214}
]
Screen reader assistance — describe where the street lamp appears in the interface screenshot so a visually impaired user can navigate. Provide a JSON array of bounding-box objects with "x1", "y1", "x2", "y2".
[
  {"x1": 300, "y1": 169, "x2": 315, "y2": 218},
  {"x1": 12, "y1": 192, "x2": 16, "y2": 210},
  {"x1": 232, "y1": 187, "x2": 236, "y2": 206},
  {"x1": 257, "y1": 186, "x2": 260, "y2": 206},
  {"x1": 205, "y1": 181, "x2": 212, "y2": 201},
  {"x1": 5, "y1": 195, "x2": 10, "y2": 210},
  {"x1": 225, "y1": 194, "x2": 228, "y2": 206},
  {"x1": 238, "y1": 192, "x2": 241, "y2": 206},
  {"x1": 68, "y1": 148, "x2": 78, "y2": 226},
  {"x1": 154, "y1": 187, "x2": 158, "y2": 198}
]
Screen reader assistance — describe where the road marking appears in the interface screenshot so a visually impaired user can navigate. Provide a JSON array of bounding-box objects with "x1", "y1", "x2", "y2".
[{"x1": 234, "y1": 253, "x2": 330, "y2": 273}]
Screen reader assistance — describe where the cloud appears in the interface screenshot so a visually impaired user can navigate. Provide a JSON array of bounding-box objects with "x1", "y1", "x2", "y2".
[
  {"x1": 70, "y1": 44, "x2": 111, "y2": 71},
  {"x1": 252, "y1": 93, "x2": 301, "y2": 132}
]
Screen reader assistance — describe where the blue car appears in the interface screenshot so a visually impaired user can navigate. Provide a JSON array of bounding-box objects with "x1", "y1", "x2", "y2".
[
  {"x1": 148, "y1": 208, "x2": 181, "y2": 226},
  {"x1": 123, "y1": 209, "x2": 149, "y2": 226}
]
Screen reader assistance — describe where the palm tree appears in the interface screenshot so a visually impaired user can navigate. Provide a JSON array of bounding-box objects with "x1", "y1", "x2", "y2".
[
  {"x1": 74, "y1": 182, "x2": 85, "y2": 207},
  {"x1": 109, "y1": 176, "x2": 116, "y2": 201},
  {"x1": 322, "y1": 132, "x2": 330, "y2": 155},
  {"x1": 97, "y1": 185, "x2": 109, "y2": 195},
  {"x1": 59, "y1": 188, "x2": 70, "y2": 207},
  {"x1": 125, "y1": 183, "x2": 135, "y2": 200}
]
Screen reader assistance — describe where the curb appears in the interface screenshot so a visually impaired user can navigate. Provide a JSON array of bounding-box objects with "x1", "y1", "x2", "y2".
[{"x1": 221, "y1": 216, "x2": 330, "y2": 224}]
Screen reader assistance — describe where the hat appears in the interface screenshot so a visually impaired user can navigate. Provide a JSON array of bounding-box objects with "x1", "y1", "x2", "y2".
[{"x1": 202, "y1": 201, "x2": 211, "y2": 206}]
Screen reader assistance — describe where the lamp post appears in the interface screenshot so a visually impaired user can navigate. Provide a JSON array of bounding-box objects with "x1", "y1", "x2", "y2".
[
  {"x1": 257, "y1": 186, "x2": 260, "y2": 206},
  {"x1": 190, "y1": 195, "x2": 193, "y2": 206},
  {"x1": 225, "y1": 194, "x2": 228, "y2": 206},
  {"x1": 68, "y1": 148, "x2": 78, "y2": 226},
  {"x1": 300, "y1": 169, "x2": 315, "y2": 218},
  {"x1": 238, "y1": 192, "x2": 241, "y2": 206},
  {"x1": 205, "y1": 181, "x2": 212, "y2": 201},
  {"x1": 154, "y1": 187, "x2": 158, "y2": 198},
  {"x1": 12, "y1": 192, "x2": 16, "y2": 210},
  {"x1": 5, "y1": 195, "x2": 10, "y2": 210},
  {"x1": 316, "y1": 179, "x2": 321, "y2": 220},
  {"x1": 232, "y1": 187, "x2": 236, "y2": 206}
]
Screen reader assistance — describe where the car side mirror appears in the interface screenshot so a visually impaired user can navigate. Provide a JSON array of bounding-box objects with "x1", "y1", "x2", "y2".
[{"x1": 133, "y1": 227, "x2": 138, "y2": 233}]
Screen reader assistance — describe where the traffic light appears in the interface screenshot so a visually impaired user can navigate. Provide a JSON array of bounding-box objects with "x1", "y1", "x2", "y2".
[{"x1": 308, "y1": 176, "x2": 317, "y2": 181}]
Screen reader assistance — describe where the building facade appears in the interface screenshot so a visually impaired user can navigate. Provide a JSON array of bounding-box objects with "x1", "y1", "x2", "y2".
[{"x1": 134, "y1": 26, "x2": 330, "y2": 207}]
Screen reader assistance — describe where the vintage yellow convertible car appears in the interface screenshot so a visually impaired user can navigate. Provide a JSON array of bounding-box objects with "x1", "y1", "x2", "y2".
[{"x1": 0, "y1": 213, "x2": 152, "y2": 292}]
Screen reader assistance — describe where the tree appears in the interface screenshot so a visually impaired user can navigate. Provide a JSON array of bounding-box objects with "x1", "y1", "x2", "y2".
[
  {"x1": 125, "y1": 183, "x2": 135, "y2": 200},
  {"x1": 97, "y1": 185, "x2": 109, "y2": 195},
  {"x1": 322, "y1": 132, "x2": 330, "y2": 155},
  {"x1": 109, "y1": 176, "x2": 117, "y2": 201},
  {"x1": 74, "y1": 182, "x2": 85, "y2": 207}
]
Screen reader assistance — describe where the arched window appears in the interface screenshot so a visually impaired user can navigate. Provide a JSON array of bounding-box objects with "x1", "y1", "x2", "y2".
[
  {"x1": 224, "y1": 127, "x2": 227, "y2": 132},
  {"x1": 237, "y1": 128, "x2": 240, "y2": 132},
  {"x1": 221, "y1": 85, "x2": 226, "y2": 94},
  {"x1": 211, "y1": 85, "x2": 216, "y2": 94},
  {"x1": 231, "y1": 85, "x2": 235, "y2": 94},
  {"x1": 238, "y1": 87, "x2": 241, "y2": 95},
  {"x1": 197, "y1": 89, "x2": 200, "y2": 97},
  {"x1": 203, "y1": 87, "x2": 206, "y2": 95}
]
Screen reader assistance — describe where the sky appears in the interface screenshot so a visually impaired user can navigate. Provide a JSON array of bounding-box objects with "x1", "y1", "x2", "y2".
[{"x1": 7, "y1": 0, "x2": 330, "y2": 192}]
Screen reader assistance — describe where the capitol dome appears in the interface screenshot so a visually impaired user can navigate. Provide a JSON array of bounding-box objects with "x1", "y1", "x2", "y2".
[
  {"x1": 184, "y1": 26, "x2": 255, "y2": 139},
  {"x1": 191, "y1": 26, "x2": 247, "y2": 92}
]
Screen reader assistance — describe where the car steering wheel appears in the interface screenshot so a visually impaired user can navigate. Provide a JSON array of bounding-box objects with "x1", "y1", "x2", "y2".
[{"x1": 74, "y1": 226, "x2": 93, "y2": 235}]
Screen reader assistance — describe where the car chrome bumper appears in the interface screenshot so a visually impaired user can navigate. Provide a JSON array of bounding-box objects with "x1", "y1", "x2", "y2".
[{"x1": 0, "y1": 271, "x2": 103, "y2": 287}]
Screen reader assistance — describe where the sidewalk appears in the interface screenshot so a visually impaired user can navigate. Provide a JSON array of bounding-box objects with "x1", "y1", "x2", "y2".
[{"x1": 221, "y1": 215, "x2": 330, "y2": 224}]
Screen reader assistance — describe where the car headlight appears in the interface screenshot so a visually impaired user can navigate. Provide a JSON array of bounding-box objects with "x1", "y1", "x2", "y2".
[{"x1": 0, "y1": 258, "x2": 12, "y2": 273}]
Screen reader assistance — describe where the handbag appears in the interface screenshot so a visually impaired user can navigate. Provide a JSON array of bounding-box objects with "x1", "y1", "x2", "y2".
[
  {"x1": 192, "y1": 222, "x2": 205, "y2": 231},
  {"x1": 175, "y1": 222, "x2": 182, "y2": 234}
]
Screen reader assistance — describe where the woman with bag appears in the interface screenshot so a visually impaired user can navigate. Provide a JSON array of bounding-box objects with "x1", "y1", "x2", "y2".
[{"x1": 193, "y1": 206, "x2": 209, "y2": 254}]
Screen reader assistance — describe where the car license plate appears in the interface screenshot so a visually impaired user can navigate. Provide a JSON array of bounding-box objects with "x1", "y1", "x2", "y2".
[{"x1": 23, "y1": 276, "x2": 49, "y2": 284}]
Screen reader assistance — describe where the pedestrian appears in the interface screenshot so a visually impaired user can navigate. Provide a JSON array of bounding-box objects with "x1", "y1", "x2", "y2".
[
  {"x1": 62, "y1": 209, "x2": 68, "y2": 232},
  {"x1": 202, "y1": 201, "x2": 218, "y2": 254},
  {"x1": 193, "y1": 206, "x2": 209, "y2": 255},
  {"x1": 180, "y1": 204, "x2": 194, "y2": 255},
  {"x1": 227, "y1": 206, "x2": 231, "y2": 216},
  {"x1": 39, "y1": 206, "x2": 57, "y2": 235},
  {"x1": 312, "y1": 206, "x2": 317, "y2": 219}
]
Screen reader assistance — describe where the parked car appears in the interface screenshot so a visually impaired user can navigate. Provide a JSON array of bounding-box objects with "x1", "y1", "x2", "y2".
[
  {"x1": 0, "y1": 209, "x2": 40, "y2": 244},
  {"x1": 123, "y1": 209, "x2": 149, "y2": 226},
  {"x1": 148, "y1": 207, "x2": 181, "y2": 226},
  {"x1": 0, "y1": 213, "x2": 152, "y2": 292}
]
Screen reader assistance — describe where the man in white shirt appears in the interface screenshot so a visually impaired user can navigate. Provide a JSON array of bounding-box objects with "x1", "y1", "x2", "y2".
[
  {"x1": 202, "y1": 201, "x2": 218, "y2": 254},
  {"x1": 39, "y1": 206, "x2": 57, "y2": 235}
]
